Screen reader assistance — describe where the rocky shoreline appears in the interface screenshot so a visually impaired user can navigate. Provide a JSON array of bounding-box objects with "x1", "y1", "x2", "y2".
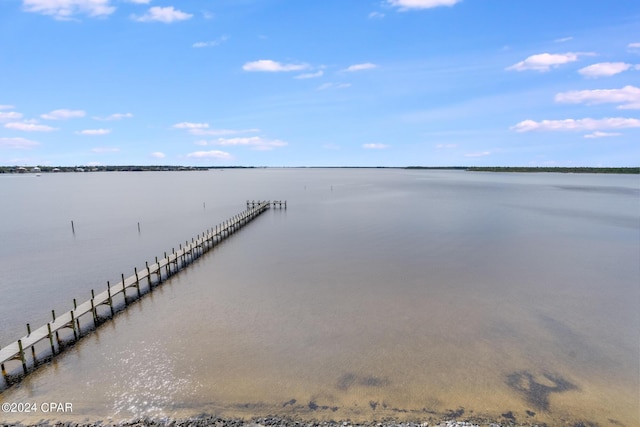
[{"x1": 0, "y1": 414, "x2": 558, "y2": 427}]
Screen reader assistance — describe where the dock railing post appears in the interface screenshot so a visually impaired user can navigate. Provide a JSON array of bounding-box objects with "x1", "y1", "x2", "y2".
[
  {"x1": 106, "y1": 281, "x2": 113, "y2": 315},
  {"x1": 70, "y1": 311, "x2": 78, "y2": 340},
  {"x1": 91, "y1": 298, "x2": 97, "y2": 326},
  {"x1": 18, "y1": 339, "x2": 27, "y2": 374},
  {"x1": 122, "y1": 273, "x2": 128, "y2": 306},
  {"x1": 155, "y1": 256, "x2": 162, "y2": 283},
  {"x1": 134, "y1": 267, "x2": 141, "y2": 297},
  {"x1": 47, "y1": 323, "x2": 55, "y2": 355},
  {"x1": 146, "y1": 261, "x2": 152, "y2": 288}
]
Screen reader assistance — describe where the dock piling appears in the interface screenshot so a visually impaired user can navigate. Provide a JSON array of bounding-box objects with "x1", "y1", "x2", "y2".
[
  {"x1": 107, "y1": 281, "x2": 114, "y2": 315},
  {"x1": 122, "y1": 273, "x2": 128, "y2": 306},
  {"x1": 47, "y1": 323, "x2": 55, "y2": 355},
  {"x1": 70, "y1": 311, "x2": 78, "y2": 340},
  {"x1": 17, "y1": 340, "x2": 27, "y2": 374}
]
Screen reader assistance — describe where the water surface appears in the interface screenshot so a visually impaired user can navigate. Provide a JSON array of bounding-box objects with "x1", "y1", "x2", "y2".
[{"x1": 0, "y1": 169, "x2": 638, "y2": 426}]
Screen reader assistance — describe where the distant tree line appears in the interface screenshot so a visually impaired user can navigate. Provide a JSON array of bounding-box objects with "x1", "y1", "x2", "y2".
[
  {"x1": 0, "y1": 165, "x2": 257, "y2": 173},
  {"x1": 464, "y1": 166, "x2": 640, "y2": 174}
]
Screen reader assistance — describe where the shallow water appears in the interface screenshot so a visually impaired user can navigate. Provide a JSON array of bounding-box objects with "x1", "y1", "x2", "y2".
[{"x1": 1, "y1": 170, "x2": 638, "y2": 426}]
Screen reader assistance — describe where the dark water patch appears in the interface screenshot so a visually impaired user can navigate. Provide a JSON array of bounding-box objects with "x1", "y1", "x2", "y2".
[
  {"x1": 501, "y1": 411, "x2": 516, "y2": 422},
  {"x1": 506, "y1": 370, "x2": 577, "y2": 411},
  {"x1": 508, "y1": 204, "x2": 640, "y2": 229},
  {"x1": 336, "y1": 373, "x2": 390, "y2": 391},
  {"x1": 282, "y1": 399, "x2": 296, "y2": 407},
  {"x1": 444, "y1": 407, "x2": 464, "y2": 418},
  {"x1": 554, "y1": 185, "x2": 640, "y2": 196},
  {"x1": 307, "y1": 401, "x2": 338, "y2": 412}
]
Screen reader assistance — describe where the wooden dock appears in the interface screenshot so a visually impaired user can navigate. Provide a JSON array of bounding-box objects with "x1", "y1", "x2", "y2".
[{"x1": 0, "y1": 200, "x2": 285, "y2": 386}]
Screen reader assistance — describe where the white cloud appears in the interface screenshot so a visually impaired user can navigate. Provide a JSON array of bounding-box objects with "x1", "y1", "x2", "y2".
[
  {"x1": 22, "y1": 0, "x2": 115, "y2": 19},
  {"x1": 554, "y1": 36, "x2": 573, "y2": 43},
  {"x1": 190, "y1": 128, "x2": 260, "y2": 136},
  {"x1": 193, "y1": 36, "x2": 228, "y2": 48},
  {"x1": 127, "y1": 0, "x2": 150, "y2": 3},
  {"x1": 91, "y1": 147, "x2": 119, "y2": 153},
  {"x1": 464, "y1": 151, "x2": 491, "y2": 157},
  {"x1": 94, "y1": 112, "x2": 133, "y2": 121},
  {"x1": 387, "y1": 0, "x2": 461, "y2": 10},
  {"x1": 506, "y1": 52, "x2": 593, "y2": 72},
  {"x1": 628, "y1": 42, "x2": 640, "y2": 50},
  {"x1": 77, "y1": 129, "x2": 111, "y2": 135},
  {"x1": 134, "y1": 6, "x2": 192, "y2": 23},
  {"x1": 584, "y1": 131, "x2": 622, "y2": 139},
  {"x1": 150, "y1": 151, "x2": 166, "y2": 159},
  {"x1": 173, "y1": 122, "x2": 260, "y2": 136},
  {"x1": 317, "y1": 82, "x2": 351, "y2": 90},
  {"x1": 578, "y1": 62, "x2": 635, "y2": 78},
  {"x1": 0, "y1": 137, "x2": 39, "y2": 149},
  {"x1": 0, "y1": 111, "x2": 23, "y2": 121},
  {"x1": 41, "y1": 109, "x2": 86, "y2": 120},
  {"x1": 511, "y1": 117, "x2": 640, "y2": 132},
  {"x1": 555, "y1": 85, "x2": 640, "y2": 110},
  {"x1": 368, "y1": 11, "x2": 385, "y2": 19},
  {"x1": 295, "y1": 70, "x2": 324, "y2": 79},
  {"x1": 343, "y1": 63, "x2": 378, "y2": 72},
  {"x1": 0, "y1": 105, "x2": 15, "y2": 110},
  {"x1": 362, "y1": 143, "x2": 389, "y2": 149},
  {"x1": 212, "y1": 136, "x2": 287, "y2": 151},
  {"x1": 172, "y1": 122, "x2": 209, "y2": 129},
  {"x1": 242, "y1": 60, "x2": 309, "y2": 72},
  {"x1": 186, "y1": 150, "x2": 233, "y2": 160},
  {"x1": 5, "y1": 121, "x2": 57, "y2": 132},
  {"x1": 436, "y1": 143, "x2": 458, "y2": 149}
]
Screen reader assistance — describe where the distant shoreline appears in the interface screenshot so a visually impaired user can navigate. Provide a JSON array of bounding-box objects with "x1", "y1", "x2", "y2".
[{"x1": 0, "y1": 166, "x2": 638, "y2": 174}]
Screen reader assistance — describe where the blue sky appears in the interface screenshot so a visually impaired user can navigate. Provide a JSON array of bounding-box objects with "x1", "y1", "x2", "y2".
[{"x1": 0, "y1": 0, "x2": 639, "y2": 167}]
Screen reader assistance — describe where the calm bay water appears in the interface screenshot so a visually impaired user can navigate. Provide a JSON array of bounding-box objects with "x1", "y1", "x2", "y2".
[{"x1": 0, "y1": 169, "x2": 638, "y2": 426}]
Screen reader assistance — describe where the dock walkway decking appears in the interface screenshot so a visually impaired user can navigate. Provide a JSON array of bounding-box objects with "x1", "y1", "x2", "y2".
[{"x1": 0, "y1": 200, "x2": 285, "y2": 386}]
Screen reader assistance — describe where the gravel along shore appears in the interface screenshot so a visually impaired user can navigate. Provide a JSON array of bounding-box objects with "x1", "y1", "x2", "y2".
[{"x1": 0, "y1": 414, "x2": 578, "y2": 427}]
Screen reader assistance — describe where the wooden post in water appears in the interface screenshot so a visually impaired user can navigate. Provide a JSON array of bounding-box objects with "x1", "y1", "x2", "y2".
[
  {"x1": 122, "y1": 273, "x2": 128, "y2": 306},
  {"x1": 71, "y1": 220, "x2": 75, "y2": 234},
  {"x1": 134, "y1": 267, "x2": 141, "y2": 297},
  {"x1": 73, "y1": 298, "x2": 80, "y2": 330},
  {"x1": 52, "y1": 310, "x2": 60, "y2": 345},
  {"x1": 70, "y1": 311, "x2": 78, "y2": 340},
  {"x1": 146, "y1": 261, "x2": 152, "y2": 288},
  {"x1": 17, "y1": 340, "x2": 27, "y2": 374},
  {"x1": 91, "y1": 289, "x2": 98, "y2": 325},
  {"x1": 155, "y1": 257, "x2": 162, "y2": 283},
  {"x1": 47, "y1": 323, "x2": 55, "y2": 355},
  {"x1": 28, "y1": 324, "x2": 36, "y2": 362},
  {"x1": 107, "y1": 281, "x2": 114, "y2": 316},
  {"x1": 90, "y1": 299, "x2": 97, "y2": 326}
]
